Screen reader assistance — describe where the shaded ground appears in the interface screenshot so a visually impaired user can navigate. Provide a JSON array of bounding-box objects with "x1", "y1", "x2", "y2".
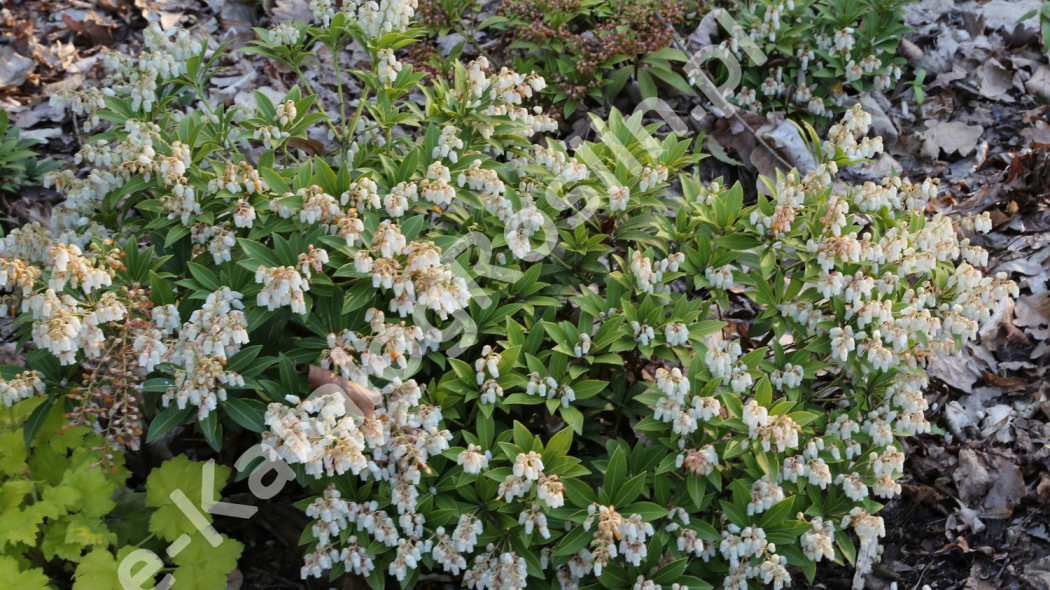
[{"x1": 1, "y1": 0, "x2": 1049, "y2": 588}]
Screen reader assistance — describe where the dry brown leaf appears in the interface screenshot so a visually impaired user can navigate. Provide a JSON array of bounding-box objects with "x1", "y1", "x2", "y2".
[
  {"x1": 929, "y1": 354, "x2": 982, "y2": 393},
  {"x1": 1026, "y1": 65, "x2": 1050, "y2": 101},
  {"x1": 978, "y1": 0, "x2": 1042, "y2": 31},
  {"x1": 980, "y1": 371, "x2": 1029, "y2": 393},
  {"x1": 0, "y1": 48, "x2": 33, "y2": 90},
  {"x1": 982, "y1": 456, "x2": 1026, "y2": 513},
  {"x1": 921, "y1": 120, "x2": 984, "y2": 158},
  {"x1": 750, "y1": 119, "x2": 816, "y2": 181},
  {"x1": 286, "y1": 137, "x2": 326, "y2": 156},
  {"x1": 307, "y1": 365, "x2": 382, "y2": 418},
  {"x1": 61, "y1": 11, "x2": 116, "y2": 46},
  {"x1": 1015, "y1": 292, "x2": 1050, "y2": 340},
  {"x1": 900, "y1": 38, "x2": 923, "y2": 62},
  {"x1": 954, "y1": 448, "x2": 991, "y2": 505},
  {"x1": 1023, "y1": 557, "x2": 1050, "y2": 590},
  {"x1": 270, "y1": 0, "x2": 313, "y2": 23},
  {"x1": 979, "y1": 404, "x2": 1016, "y2": 443},
  {"x1": 1021, "y1": 122, "x2": 1050, "y2": 147},
  {"x1": 976, "y1": 59, "x2": 1014, "y2": 102}
]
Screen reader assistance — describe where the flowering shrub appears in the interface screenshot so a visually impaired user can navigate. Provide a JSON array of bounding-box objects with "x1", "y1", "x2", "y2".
[
  {"x1": 722, "y1": 0, "x2": 912, "y2": 117},
  {"x1": 1, "y1": 2, "x2": 1012, "y2": 590},
  {"x1": 489, "y1": 0, "x2": 709, "y2": 116}
]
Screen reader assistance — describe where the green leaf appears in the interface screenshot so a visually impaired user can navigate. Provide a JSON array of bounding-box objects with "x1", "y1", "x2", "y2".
[
  {"x1": 341, "y1": 280, "x2": 375, "y2": 313},
  {"x1": 187, "y1": 262, "x2": 220, "y2": 292},
  {"x1": 200, "y1": 411, "x2": 222, "y2": 452},
  {"x1": 835, "y1": 530, "x2": 857, "y2": 566},
  {"x1": 560, "y1": 405, "x2": 583, "y2": 434},
  {"x1": 651, "y1": 558, "x2": 688, "y2": 585},
  {"x1": 146, "y1": 457, "x2": 230, "y2": 542},
  {"x1": 614, "y1": 473, "x2": 646, "y2": 506},
  {"x1": 22, "y1": 396, "x2": 54, "y2": 448},
  {"x1": 570, "y1": 379, "x2": 608, "y2": 400},
  {"x1": 223, "y1": 345, "x2": 262, "y2": 374},
  {"x1": 171, "y1": 532, "x2": 243, "y2": 590},
  {"x1": 73, "y1": 549, "x2": 125, "y2": 590},
  {"x1": 0, "y1": 556, "x2": 50, "y2": 590},
  {"x1": 621, "y1": 501, "x2": 668, "y2": 522},
  {"x1": 554, "y1": 524, "x2": 592, "y2": 557},
  {"x1": 259, "y1": 167, "x2": 290, "y2": 195},
  {"x1": 542, "y1": 427, "x2": 573, "y2": 463},
  {"x1": 237, "y1": 238, "x2": 283, "y2": 267},
  {"x1": 223, "y1": 398, "x2": 267, "y2": 432},
  {"x1": 604, "y1": 446, "x2": 627, "y2": 495},
  {"x1": 146, "y1": 405, "x2": 193, "y2": 444}
]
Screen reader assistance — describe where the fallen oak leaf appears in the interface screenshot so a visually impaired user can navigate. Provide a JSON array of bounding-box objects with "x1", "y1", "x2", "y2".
[
  {"x1": 286, "y1": 137, "x2": 326, "y2": 157},
  {"x1": 920, "y1": 120, "x2": 984, "y2": 159},
  {"x1": 981, "y1": 371, "x2": 1029, "y2": 393},
  {"x1": 61, "y1": 11, "x2": 116, "y2": 46},
  {"x1": 307, "y1": 365, "x2": 381, "y2": 418}
]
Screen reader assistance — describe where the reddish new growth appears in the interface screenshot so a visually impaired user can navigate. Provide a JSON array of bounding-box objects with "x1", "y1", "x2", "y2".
[
  {"x1": 65, "y1": 284, "x2": 151, "y2": 469},
  {"x1": 416, "y1": 0, "x2": 452, "y2": 31},
  {"x1": 498, "y1": 0, "x2": 708, "y2": 100}
]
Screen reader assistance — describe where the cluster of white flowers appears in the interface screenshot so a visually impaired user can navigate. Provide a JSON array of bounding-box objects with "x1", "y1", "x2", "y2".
[
  {"x1": 301, "y1": 486, "x2": 392, "y2": 578},
  {"x1": 463, "y1": 548, "x2": 528, "y2": 590},
  {"x1": 608, "y1": 184, "x2": 631, "y2": 212},
  {"x1": 498, "y1": 451, "x2": 545, "y2": 501},
  {"x1": 163, "y1": 288, "x2": 249, "y2": 417},
  {"x1": 344, "y1": 0, "x2": 418, "y2": 38},
  {"x1": 505, "y1": 195, "x2": 548, "y2": 260},
  {"x1": 461, "y1": 57, "x2": 557, "y2": 137},
  {"x1": 638, "y1": 165, "x2": 669, "y2": 192},
  {"x1": 629, "y1": 250, "x2": 684, "y2": 294},
  {"x1": 524, "y1": 372, "x2": 575, "y2": 407},
  {"x1": 577, "y1": 504, "x2": 653, "y2": 579},
  {"x1": 357, "y1": 222, "x2": 471, "y2": 320},
  {"x1": 269, "y1": 22, "x2": 301, "y2": 46},
  {"x1": 800, "y1": 516, "x2": 836, "y2": 562},
  {"x1": 770, "y1": 363, "x2": 804, "y2": 390},
  {"x1": 842, "y1": 508, "x2": 886, "y2": 588},
  {"x1": 747, "y1": 475, "x2": 786, "y2": 515},
  {"x1": 573, "y1": 333, "x2": 592, "y2": 357},
  {"x1": 256, "y1": 264, "x2": 310, "y2": 314},
  {"x1": 433, "y1": 125, "x2": 464, "y2": 163},
  {"x1": 0, "y1": 370, "x2": 45, "y2": 407},
  {"x1": 676, "y1": 444, "x2": 720, "y2": 476},
  {"x1": 319, "y1": 309, "x2": 441, "y2": 387},
  {"x1": 75, "y1": 24, "x2": 193, "y2": 115},
  {"x1": 376, "y1": 48, "x2": 403, "y2": 84},
  {"x1": 473, "y1": 345, "x2": 504, "y2": 403},
  {"x1": 664, "y1": 322, "x2": 690, "y2": 347},
  {"x1": 717, "y1": 525, "x2": 791, "y2": 590},
  {"x1": 24, "y1": 289, "x2": 103, "y2": 364},
  {"x1": 653, "y1": 366, "x2": 723, "y2": 437},
  {"x1": 631, "y1": 320, "x2": 656, "y2": 346},
  {"x1": 456, "y1": 443, "x2": 491, "y2": 474},
  {"x1": 266, "y1": 377, "x2": 457, "y2": 581}
]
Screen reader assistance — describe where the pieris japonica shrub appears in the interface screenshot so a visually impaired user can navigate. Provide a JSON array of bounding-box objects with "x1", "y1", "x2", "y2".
[
  {"x1": 723, "y1": 0, "x2": 912, "y2": 118},
  {"x1": 1, "y1": 3, "x2": 1012, "y2": 590}
]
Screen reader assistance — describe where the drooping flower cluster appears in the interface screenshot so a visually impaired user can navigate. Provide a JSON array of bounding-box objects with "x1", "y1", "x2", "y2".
[
  {"x1": 264, "y1": 379, "x2": 452, "y2": 581},
  {"x1": 0, "y1": 370, "x2": 45, "y2": 407},
  {"x1": 163, "y1": 288, "x2": 249, "y2": 418},
  {"x1": 728, "y1": 0, "x2": 907, "y2": 116}
]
